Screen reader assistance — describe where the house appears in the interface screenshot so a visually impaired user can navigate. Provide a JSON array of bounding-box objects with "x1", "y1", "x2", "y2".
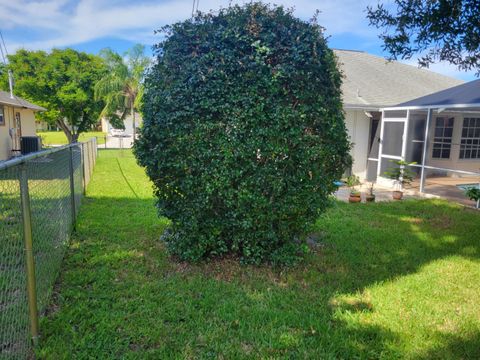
[
  {"x1": 101, "y1": 112, "x2": 142, "y2": 136},
  {"x1": 0, "y1": 90, "x2": 45, "y2": 161},
  {"x1": 334, "y1": 49, "x2": 464, "y2": 180}
]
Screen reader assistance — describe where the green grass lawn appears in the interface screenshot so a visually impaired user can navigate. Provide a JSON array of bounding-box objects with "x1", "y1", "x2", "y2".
[
  {"x1": 38, "y1": 149, "x2": 480, "y2": 359},
  {"x1": 38, "y1": 131, "x2": 106, "y2": 145}
]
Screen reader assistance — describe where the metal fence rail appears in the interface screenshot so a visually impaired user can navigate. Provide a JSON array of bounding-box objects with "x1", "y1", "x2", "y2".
[{"x1": 0, "y1": 138, "x2": 97, "y2": 359}]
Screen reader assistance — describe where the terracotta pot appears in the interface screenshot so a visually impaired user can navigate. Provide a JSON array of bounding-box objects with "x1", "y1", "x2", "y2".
[
  {"x1": 349, "y1": 194, "x2": 362, "y2": 203},
  {"x1": 392, "y1": 191, "x2": 403, "y2": 200},
  {"x1": 366, "y1": 195, "x2": 375, "y2": 202}
]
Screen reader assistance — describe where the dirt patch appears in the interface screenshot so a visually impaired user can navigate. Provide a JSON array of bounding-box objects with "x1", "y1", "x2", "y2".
[{"x1": 429, "y1": 215, "x2": 454, "y2": 230}]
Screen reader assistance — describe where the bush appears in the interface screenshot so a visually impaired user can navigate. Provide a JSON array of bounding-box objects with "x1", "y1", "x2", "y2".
[{"x1": 134, "y1": 2, "x2": 350, "y2": 264}]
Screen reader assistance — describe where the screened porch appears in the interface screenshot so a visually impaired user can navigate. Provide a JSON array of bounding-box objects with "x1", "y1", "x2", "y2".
[{"x1": 365, "y1": 80, "x2": 480, "y2": 208}]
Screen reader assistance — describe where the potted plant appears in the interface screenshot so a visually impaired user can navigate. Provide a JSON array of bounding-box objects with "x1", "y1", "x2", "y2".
[
  {"x1": 345, "y1": 175, "x2": 362, "y2": 203},
  {"x1": 383, "y1": 160, "x2": 416, "y2": 200},
  {"x1": 366, "y1": 182, "x2": 376, "y2": 202},
  {"x1": 465, "y1": 187, "x2": 480, "y2": 209}
]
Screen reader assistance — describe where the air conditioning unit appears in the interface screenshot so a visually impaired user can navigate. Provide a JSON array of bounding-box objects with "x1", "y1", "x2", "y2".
[{"x1": 21, "y1": 136, "x2": 41, "y2": 155}]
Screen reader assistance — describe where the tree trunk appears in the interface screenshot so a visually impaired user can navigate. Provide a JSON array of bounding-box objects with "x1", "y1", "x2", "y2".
[
  {"x1": 132, "y1": 105, "x2": 136, "y2": 142},
  {"x1": 56, "y1": 119, "x2": 75, "y2": 143}
]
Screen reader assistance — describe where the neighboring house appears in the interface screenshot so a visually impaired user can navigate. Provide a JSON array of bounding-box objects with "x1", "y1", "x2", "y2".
[
  {"x1": 101, "y1": 112, "x2": 142, "y2": 136},
  {"x1": 334, "y1": 49, "x2": 464, "y2": 180},
  {"x1": 0, "y1": 90, "x2": 45, "y2": 161}
]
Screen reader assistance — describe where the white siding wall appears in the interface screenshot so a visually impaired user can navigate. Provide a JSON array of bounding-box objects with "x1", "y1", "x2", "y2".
[
  {"x1": 344, "y1": 109, "x2": 370, "y2": 180},
  {"x1": 102, "y1": 113, "x2": 143, "y2": 136}
]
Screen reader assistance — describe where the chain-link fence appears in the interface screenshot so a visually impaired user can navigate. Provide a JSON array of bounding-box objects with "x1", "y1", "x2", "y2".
[{"x1": 0, "y1": 138, "x2": 97, "y2": 359}]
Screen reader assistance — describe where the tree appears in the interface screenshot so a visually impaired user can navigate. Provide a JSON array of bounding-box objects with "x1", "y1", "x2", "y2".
[
  {"x1": 94, "y1": 44, "x2": 149, "y2": 139},
  {"x1": 367, "y1": 0, "x2": 480, "y2": 75},
  {"x1": 1, "y1": 49, "x2": 106, "y2": 142},
  {"x1": 134, "y1": 3, "x2": 350, "y2": 265}
]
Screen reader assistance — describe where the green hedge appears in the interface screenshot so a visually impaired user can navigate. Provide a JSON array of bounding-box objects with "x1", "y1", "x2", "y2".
[{"x1": 135, "y1": 2, "x2": 350, "y2": 264}]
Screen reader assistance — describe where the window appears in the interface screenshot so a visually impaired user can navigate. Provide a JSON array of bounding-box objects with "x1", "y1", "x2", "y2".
[
  {"x1": 0, "y1": 106, "x2": 4, "y2": 126},
  {"x1": 432, "y1": 117, "x2": 454, "y2": 159},
  {"x1": 459, "y1": 118, "x2": 480, "y2": 159}
]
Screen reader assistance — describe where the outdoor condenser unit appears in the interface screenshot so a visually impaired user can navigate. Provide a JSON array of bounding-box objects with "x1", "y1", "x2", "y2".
[{"x1": 20, "y1": 136, "x2": 41, "y2": 155}]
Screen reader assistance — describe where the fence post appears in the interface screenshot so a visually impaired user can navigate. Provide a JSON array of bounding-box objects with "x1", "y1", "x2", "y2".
[
  {"x1": 19, "y1": 163, "x2": 39, "y2": 345},
  {"x1": 68, "y1": 146, "x2": 77, "y2": 230},
  {"x1": 81, "y1": 142, "x2": 86, "y2": 195},
  {"x1": 104, "y1": 135, "x2": 107, "y2": 149},
  {"x1": 89, "y1": 141, "x2": 94, "y2": 175}
]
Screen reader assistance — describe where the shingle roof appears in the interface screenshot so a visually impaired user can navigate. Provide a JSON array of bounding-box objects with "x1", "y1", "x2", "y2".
[
  {"x1": 397, "y1": 79, "x2": 480, "y2": 108},
  {"x1": 0, "y1": 90, "x2": 46, "y2": 111},
  {"x1": 334, "y1": 50, "x2": 464, "y2": 109}
]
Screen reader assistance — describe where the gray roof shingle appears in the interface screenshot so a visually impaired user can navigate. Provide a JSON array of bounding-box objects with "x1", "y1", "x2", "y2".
[
  {"x1": 0, "y1": 90, "x2": 46, "y2": 111},
  {"x1": 397, "y1": 79, "x2": 480, "y2": 108},
  {"x1": 334, "y1": 50, "x2": 464, "y2": 109}
]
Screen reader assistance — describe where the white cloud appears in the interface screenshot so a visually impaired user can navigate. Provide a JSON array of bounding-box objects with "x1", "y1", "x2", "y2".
[
  {"x1": 0, "y1": 0, "x2": 475, "y2": 80},
  {"x1": 0, "y1": 0, "x2": 377, "y2": 51}
]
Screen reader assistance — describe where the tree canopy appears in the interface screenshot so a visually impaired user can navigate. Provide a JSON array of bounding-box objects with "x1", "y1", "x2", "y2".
[
  {"x1": 134, "y1": 2, "x2": 350, "y2": 265},
  {"x1": 94, "y1": 44, "x2": 149, "y2": 137},
  {"x1": 367, "y1": 0, "x2": 480, "y2": 75},
  {"x1": 1, "y1": 48, "x2": 106, "y2": 142}
]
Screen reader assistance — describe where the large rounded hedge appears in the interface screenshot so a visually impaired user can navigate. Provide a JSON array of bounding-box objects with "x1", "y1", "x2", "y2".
[{"x1": 135, "y1": 3, "x2": 350, "y2": 264}]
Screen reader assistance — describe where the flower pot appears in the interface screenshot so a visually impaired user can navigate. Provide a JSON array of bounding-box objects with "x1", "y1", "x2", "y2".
[
  {"x1": 349, "y1": 193, "x2": 362, "y2": 203},
  {"x1": 392, "y1": 191, "x2": 403, "y2": 200},
  {"x1": 366, "y1": 195, "x2": 375, "y2": 202}
]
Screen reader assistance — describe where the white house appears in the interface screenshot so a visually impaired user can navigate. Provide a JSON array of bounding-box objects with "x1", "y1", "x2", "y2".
[
  {"x1": 334, "y1": 50, "x2": 463, "y2": 180},
  {"x1": 0, "y1": 90, "x2": 45, "y2": 161},
  {"x1": 101, "y1": 112, "x2": 142, "y2": 136}
]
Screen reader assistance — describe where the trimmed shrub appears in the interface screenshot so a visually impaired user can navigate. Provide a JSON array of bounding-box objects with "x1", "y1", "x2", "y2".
[{"x1": 134, "y1": 2, "x2": 350, "y2": 264}]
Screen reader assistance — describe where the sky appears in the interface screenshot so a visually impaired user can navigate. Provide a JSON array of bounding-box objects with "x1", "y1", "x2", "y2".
[{"x1": 0, "y1": 0, "x2": 476, "y2": 81}]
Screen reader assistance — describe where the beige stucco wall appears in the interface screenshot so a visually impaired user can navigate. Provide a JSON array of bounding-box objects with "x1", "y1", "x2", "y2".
[
  {"x1": 0, "y1": 108, "x2": 10, "y2": 161},
  {"x1": 344, "y1": 109, "x2": 371, "y2": 180},
  {"x1": 0, "y1": 106, "x2": 38, "y2": 161}
]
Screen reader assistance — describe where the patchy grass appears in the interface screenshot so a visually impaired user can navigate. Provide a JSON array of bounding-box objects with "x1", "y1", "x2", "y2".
[
  {"x1": 38, "y1": 149, "x2": 480, "y2": 359},
  {"x1": 38, "y1": 131, "x2": 106, "y2": 145}
]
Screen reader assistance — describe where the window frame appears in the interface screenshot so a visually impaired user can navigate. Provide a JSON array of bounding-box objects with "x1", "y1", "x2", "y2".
[
  {"x1": 432, "y1": 116, "x2": 454, "y2": 159},
  {"x1": 459, "y1": 117, "x2": 480, "y2": 160}
]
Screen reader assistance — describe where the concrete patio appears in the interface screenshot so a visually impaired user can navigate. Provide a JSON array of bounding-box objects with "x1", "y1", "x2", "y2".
[{"x1": 335, "y1": 179, "x2": 479, "y2": 208}]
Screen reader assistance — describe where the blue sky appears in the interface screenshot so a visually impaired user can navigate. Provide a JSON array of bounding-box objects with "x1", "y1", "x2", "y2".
[{"x1": 0, "y1": 0, "x2": 476, "y2": 80}]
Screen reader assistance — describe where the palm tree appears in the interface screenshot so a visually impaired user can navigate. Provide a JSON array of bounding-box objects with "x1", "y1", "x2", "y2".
[{"x1": 94, "y1": 44, "x2": 149, "y2": 140}]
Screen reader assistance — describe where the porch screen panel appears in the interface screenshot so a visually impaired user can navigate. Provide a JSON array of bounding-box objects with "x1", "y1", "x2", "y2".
[
  {"x1": 382, "y1": 122, "x2": 404, "y2": 157},
  {"x1": 406, "y1": 118, "x2": 426, "y2": 163},
  {"x1": 366, "y1": 160, "x2": 378, "y2": 182},
  {"x1": 384, "y1": 110, "x2": 408, "y2": 118},
  {"x1": 380, "y1": 157, "x2": 400, "y2": 176},
  {"x1": 368, "y1": 119, "x2": 380, "y2": 159}
]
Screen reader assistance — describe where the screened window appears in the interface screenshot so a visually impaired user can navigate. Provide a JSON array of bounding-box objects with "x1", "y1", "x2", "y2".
[
  {"x1": 459, "y1": 118, "x2": 480, "y2": 159},
  {"x1": 432, "y1": 117, "x2": 454, "y2": 159},
  {"x1": 0, "y1": 106, "x2": 4, "y2": 126}
]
